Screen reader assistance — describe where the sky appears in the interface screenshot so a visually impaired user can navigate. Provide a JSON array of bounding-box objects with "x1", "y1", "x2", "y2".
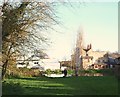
[
  {"x1": 0, "y1": 0, "x2": 118, "y2": 60},
  {"x1": 45, "y1": 1, "x2": 118, "y2": 61}
]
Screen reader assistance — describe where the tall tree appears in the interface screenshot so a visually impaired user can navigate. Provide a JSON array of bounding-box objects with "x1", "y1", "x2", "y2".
[
  {"x1": 74, "y1": 27, "x2": 84, "y2": 70},
  {"x1": 1, "y1": 0, "x2": 58, "y2": 79}
]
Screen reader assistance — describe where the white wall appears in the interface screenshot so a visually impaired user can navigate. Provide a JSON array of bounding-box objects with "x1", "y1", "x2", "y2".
[{"x1": 40, "y1": 59, "x2": 60, "y2": 70}]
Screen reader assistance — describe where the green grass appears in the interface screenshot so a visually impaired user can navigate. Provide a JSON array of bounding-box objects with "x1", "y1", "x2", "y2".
[{"x1": 2, "y1": 76, "x2": 118, "y2": 95}]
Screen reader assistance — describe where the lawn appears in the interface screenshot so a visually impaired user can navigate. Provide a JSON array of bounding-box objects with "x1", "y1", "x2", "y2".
[{"x1": 2, "y1": 76, "x2": 118, "y2": 96}]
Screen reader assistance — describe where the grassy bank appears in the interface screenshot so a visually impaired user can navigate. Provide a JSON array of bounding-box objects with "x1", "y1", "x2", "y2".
[{"x1": 2, "y1": 76, "x2": 118, "y2": 95}]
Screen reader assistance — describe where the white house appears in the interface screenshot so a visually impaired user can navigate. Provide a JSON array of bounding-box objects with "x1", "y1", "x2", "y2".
[
  {"x1": 16, "y1": 55, "x2": 43, "y2": 69},
  {"x1": 16, "y1": 55, "x2": 61, "y2": 71},
  {"x1": 40, "y1": 59, "x2": 61, "y2": 70}
]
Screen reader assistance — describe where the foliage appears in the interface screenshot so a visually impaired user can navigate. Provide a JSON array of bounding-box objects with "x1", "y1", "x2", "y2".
[
  {"x1": 5, "y1": 67, "x2": 41, "y2": 78},
  {"x1": 45, "y1": 69, "x2": 52, "y2": 75},
  {"x1": 54, "y1": 69, "x2": 62, "y2": 74},
  {"x1": 96, "y1": 69, "x2": 115, "y2": 76},
  {"x1": 67, "y1": 69, "x2": 74, "y2": 75},
  {"x1": 43, "y1": 69, "x2": 115, "y2": 76},
  {"x1": 45, "y1": 69, "x2": 62, "y2": 75},
  {"x1": 78, "y1": 69, "x2": 115, "y2": 76}
]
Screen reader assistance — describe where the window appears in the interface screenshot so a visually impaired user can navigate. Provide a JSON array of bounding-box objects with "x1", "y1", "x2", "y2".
[
  {"x1": 95, "y1": 65, "x2": 98, "y2": 68},
  {"x1": 102, "y1": 66, "x2": 104, "y2": 68},
  {"x1": 34, "y1": 62, "x2": 39, "y2": 64}
]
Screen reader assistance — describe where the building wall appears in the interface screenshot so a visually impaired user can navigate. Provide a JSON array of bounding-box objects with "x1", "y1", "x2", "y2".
[
  {"x1": 71, "y1": 45, "x2": 108, "y2": 70},
  {"x1": 81, "y1": 51, "x2": 107, "y2": 70},
  {"x1": 82, "y1": 58, "x2": 93, "y2": 70},
  {"x1": 88, "y1": 51, "x2": 107, "y2": 63}
]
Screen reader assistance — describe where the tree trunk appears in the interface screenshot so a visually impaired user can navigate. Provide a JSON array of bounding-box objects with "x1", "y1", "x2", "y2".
[{"x1": 2, "y1": 60, "x2": 8, "y2": 79}]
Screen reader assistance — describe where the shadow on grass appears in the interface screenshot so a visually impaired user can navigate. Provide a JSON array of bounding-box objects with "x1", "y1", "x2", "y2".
[
  {"x1": 22, "y1": 86, "x2": 74, "y2": 95},
  {"x1": 2, "y1": 76, "x2": 118, "y2": 96},
  {"x1": 2, "y1": 81, "x2": 24, "y2": 95},
  {"x1": 45, "y1": 76, "x2": 118, "y2": 95},
  {"x1": 8, "y1": 76, "x2": 42, "y2": 80},
  {"x1": 2, "y1": 78, "x2": 74, "y2": 96}
]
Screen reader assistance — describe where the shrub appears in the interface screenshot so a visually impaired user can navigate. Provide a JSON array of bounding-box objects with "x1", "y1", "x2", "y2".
[
  {"x1": 67, "y1": 69, "x2": 74, "y2": 75},
  {"x1": 54, "y1": 69, "x2": 62, "y2": 74},
  {"x1": 45, "y1": 69, "x2": 62, "y2": 75},
  {"x1": 5, "y1": 67, "x2": 41, "y2": 78},
  {"x1": 45, "y1": 69, "x2": 52, "y2": 75}
]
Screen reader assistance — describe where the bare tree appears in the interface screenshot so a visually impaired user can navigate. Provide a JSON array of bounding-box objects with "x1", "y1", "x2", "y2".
[
  {"x1": 1, "y1": 1, "x2": 58, "y2": 79},
  {"x1": 72, "y1": 27, "x2": 84, "y2": 70}
]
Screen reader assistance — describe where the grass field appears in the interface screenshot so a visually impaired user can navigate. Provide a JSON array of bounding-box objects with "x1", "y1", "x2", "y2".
[{"x1": 2, "y1": 76, "x2": 118, "y2": 96}]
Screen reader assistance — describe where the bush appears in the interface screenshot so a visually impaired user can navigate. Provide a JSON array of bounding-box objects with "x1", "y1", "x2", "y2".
[
  {"x1": 67, "y1": 69, "x2": 74, "y2": 75},
  {"x1": 45, "y1": 69, "x2": 62, "y2": 75},
  {"x1": 54, "y1": 69, "x2": 62, "y2": 74},
  {"x1": 5, "y1": 67, "x2": 41, "y2": 78},
  {"x1": 45, "y1": 69, "x2": 52, "y2": 75}
]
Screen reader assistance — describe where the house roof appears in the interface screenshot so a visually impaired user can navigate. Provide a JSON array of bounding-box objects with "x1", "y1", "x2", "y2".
[{"x1": 109, "y1": 53, "x2": 120, "y2": 59}]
